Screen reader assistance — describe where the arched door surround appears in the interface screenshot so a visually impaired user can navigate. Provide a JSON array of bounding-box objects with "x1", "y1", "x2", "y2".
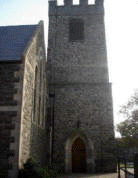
[{"x1": 65, "y1": 129, "x2": 95, "y2": 173}]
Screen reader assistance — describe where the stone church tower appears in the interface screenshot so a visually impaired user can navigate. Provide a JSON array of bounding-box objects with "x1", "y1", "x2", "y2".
[{"x1": 47, "y1": 0, "x2": 116, "y2": 173}]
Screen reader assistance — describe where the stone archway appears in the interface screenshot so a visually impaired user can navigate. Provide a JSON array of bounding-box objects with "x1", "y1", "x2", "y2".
[{"x1": 65, "y1": 129, "x2": 95, "y2": 173}]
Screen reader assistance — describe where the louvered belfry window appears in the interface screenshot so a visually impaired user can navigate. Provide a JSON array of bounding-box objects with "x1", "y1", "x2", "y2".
[{"x1": 69, "y1": 19, "x2": 84, "y2": 41}]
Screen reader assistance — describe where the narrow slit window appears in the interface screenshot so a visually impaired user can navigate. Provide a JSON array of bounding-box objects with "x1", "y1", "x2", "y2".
[
  {"x1": 73, "y1": 0, "x2": 80, "y2": 5},
  {"x1": 57, "y1": 0, "x2": 64, "y2": 6},
  {"x1": 33, "y1": 66, "x2": 38, "y2": 123},
  {"x1": 69, "y1": 19, "x2": 84, "y2": 41},
  {"x1": 88, "y1": 0, "x2": 95, "y2": 5}
]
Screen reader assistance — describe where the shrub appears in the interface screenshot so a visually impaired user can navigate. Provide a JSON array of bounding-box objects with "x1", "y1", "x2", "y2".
[{"x1": 18, "y1": 158, "x2": 60, "y2": 178}]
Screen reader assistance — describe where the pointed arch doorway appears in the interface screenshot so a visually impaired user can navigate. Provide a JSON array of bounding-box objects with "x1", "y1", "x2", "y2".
[
  {"x1": 65, "y1": 130, "x2": 95, "y2": 173},
  {"x1": 72, "y1": 137, "x2": 86, "y2": 173}
]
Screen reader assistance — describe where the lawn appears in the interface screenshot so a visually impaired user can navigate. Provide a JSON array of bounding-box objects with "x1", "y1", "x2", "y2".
[{"x1": 120, "y1": 163, "x2": 134, "y2": 168}]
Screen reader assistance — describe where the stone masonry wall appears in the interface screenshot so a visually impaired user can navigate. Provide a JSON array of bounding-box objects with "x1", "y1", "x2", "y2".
[
  {"x1": 0, "y1": 22, "x2": 48, "y2": 178},
  {"x1": 19, "y1": 22, "x2": 48, "y2": 168},
  {"x1": 47, "y1": 0, "x2": 116, "y2": 173},
  {"x1": 0, "y1": 63, "x2": 24, "y2": 178},
  {"x1": 52, "y1": 83, "x2": 115, "y2": 172},
  {"x1": 48, "y1": 15, "x2": 109, "y2": 85}
]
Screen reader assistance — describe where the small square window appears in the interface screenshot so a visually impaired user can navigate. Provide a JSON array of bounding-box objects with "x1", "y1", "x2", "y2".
[{"x1": 69, "y1": 19, "x2": 84, "y2": 41}]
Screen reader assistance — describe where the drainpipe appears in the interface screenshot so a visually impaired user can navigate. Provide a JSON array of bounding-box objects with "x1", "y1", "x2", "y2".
[
  {"x1": 49, "y1": 125, "x2": 52, "y2": 165},
  {"x1": 49, "y1": 93, "x2": 55, "y2": 165}
]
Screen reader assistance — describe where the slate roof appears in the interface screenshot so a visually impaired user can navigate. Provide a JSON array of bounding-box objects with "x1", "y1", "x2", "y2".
[{"x1": 0, "y1": 25, "x2": 37, "y2": 62}]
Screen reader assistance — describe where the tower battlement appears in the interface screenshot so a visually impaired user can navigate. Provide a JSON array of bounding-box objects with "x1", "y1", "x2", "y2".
[{"x1": 49, "y1": 0, "x2": 104, "y2": 16}]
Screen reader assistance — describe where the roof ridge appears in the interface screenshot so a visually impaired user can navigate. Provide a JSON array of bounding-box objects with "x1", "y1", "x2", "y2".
[{"x1": 0, "y1": 24, "x2": 37, "y2": 28}]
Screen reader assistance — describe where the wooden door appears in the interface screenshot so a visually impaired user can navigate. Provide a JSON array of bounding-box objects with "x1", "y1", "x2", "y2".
[{"x1": 72, "y1": 137, "x2": 86, "y2": 173}]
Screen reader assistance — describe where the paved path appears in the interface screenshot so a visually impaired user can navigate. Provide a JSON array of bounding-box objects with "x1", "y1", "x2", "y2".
[
  {"x1": 57, "y1": 170, "x2": 134, "y2": 178},
  {"x1": 123, "y1": 168, "x2": 134, "y2": 174},
  {"x1": 57, "y1": 173, "x2": 118, "y2": 178},
  {"x1": 120, "y1": 169, "x2": 134, "y2": 178}
]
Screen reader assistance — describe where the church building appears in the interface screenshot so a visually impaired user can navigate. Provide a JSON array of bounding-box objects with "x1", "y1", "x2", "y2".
[{"x1": 0, "y1": 0, "x2": 116, "y2": 177}]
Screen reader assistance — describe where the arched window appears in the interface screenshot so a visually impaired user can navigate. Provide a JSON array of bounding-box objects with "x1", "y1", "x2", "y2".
[
  {"x1": 41, "y1": 80, "x2": 46, "y2": 127},
  {"x1": 32, "y1": 66, "x2": 38, "y2": 122},
  {"x1": 38, "y1": 60, "x2": 42, "y2": 125}
]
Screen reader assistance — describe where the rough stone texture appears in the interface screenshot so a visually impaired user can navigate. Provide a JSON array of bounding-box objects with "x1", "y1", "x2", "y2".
[
  {"x1": 0, "y1": 62, "x2": 22, "y2": 178},
  {"x1": 48, "y1": 14, "x2": 109, "y2": 84},
  {"x1": 0, "y1": 64, "x2": 19, "y2": 106},
  {"x1": 47, "y1": 0, "x2": 116, "y2": 173},
  {"x1": 49, "y1": 0, "x2": 104, "y2": 16},
  {"x1": 18, "y1": 21, "x2": 48, "y2": 169},
  {"x1": 0, "y1": 21, "x2": 48, "y2": 178}
]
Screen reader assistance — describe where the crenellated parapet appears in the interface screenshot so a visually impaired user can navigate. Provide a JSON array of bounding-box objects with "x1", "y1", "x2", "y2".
[{"x1": 49, "y1": 0, "x2": 104, "y2": 16}]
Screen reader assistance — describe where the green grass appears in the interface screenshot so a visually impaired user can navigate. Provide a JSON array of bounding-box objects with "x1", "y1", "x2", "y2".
[{"x1": 120, "y1": 163, "x2": 134, "y2": 168}]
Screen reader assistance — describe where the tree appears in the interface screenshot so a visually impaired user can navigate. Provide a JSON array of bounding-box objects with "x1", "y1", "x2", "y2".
[{"x1": 117, "y1": 89, "x2": 138, "y2": 148}]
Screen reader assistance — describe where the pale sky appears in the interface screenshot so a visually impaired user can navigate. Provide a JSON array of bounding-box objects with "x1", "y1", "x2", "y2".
[{"x1": 1, "y1": 0, "x2": 138, "y2": 137}]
